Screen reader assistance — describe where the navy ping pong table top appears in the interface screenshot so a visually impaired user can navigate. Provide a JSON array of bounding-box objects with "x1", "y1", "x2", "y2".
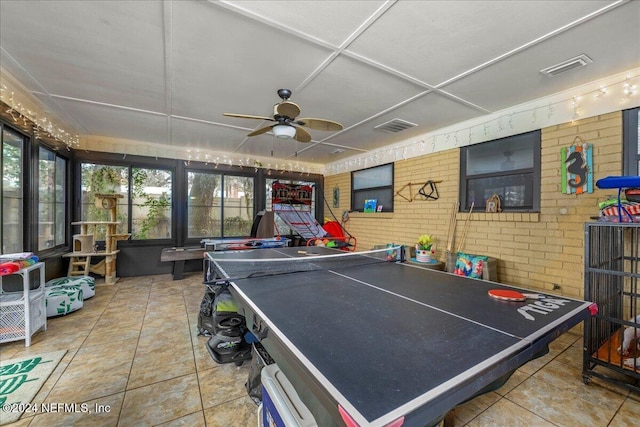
[{"x1": 206, "y1": 247, "x2": 594, "y2": 427}]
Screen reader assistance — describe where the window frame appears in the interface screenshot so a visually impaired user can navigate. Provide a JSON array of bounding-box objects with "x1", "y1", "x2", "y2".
[
  {"x1": 622, "y1": 107, "x2": 640, "y2": 176},
  {"x1": 351, "y1": 163, "x2": 395, "y2": 213},
  {"x1": 184, "y1": 167, "x2": 257, "y2": 244},
  {"x1": 37, "y1": 145, "x2": 69, "y2": 251},
  {"x1": 1, "y1": 124, "x2": 28, "y2": 254},
  {"x1": 78, "y1": 160, "x2": 175, "y2": 244},
  {"x1": 459, "y1": 130, "x2": 541, "y2": 212}
]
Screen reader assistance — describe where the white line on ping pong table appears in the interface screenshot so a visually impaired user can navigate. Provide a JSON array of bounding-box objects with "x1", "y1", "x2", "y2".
[{"x1": 329, "y1": 269, "x2": 524, "y2": 340}]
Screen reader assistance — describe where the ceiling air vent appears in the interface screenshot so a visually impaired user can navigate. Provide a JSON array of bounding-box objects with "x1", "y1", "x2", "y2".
[
  {"x1": 540, "y1": 54, "x2": 592, "y2": 77},
  {"x1": 374, "y1": 118, "x2": 418, "y2": 133}
]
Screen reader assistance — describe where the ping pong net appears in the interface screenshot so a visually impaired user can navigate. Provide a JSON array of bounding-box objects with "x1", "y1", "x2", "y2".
[{"x1": 211, "y1": 245, "x2": 405, "y2": 285}]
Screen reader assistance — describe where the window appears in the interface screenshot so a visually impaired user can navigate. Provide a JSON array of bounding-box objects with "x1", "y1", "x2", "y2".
[
  {"x1": 187, "y1": 171, "x2": 254, "y2": 238},
  {"x1": 1, "y1": 127, "x2": 25, "y2": 253},
  {"x1": 132, "y1": 168, "x2": 172, "y2": 239},
  {"x1": 351, "y1": 163, "x2": 394, "y2": 212},
  {"x1": 460, "y1": 130, "x2": 541, "y2": 211},
  {"x1": 38, "y1": 146, "x2": 67, "y2": 250},
  {"x1": 623, "y1": 107, "x2": 640, "y2": 176},
  {"x1": 80, "y1": 163, "x2": 129, "y2": 240},
  {"x1": 80, "y1": 163, "x2": 173, "y2": 241}
]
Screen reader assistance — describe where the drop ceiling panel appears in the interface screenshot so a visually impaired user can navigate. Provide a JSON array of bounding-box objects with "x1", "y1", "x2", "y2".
[
  {"x1": 231, "y1": 132, "x2": 302, "y2": 160},
  {"x1": 293, "y1": 55, "x2": 425, "y2": 130},
  {"x1": 292, "y1": 142, "x2": 367, "y2": 164},
  {"x1": 347, "y1": 1, "x2": 615, "y2": 85},
  {"x1": 321, "y1": 91, "x2": 481, "y2": 151},
  {"x1": 442, "y1": 2, "x2": 640, "y2": 111},
  {"x1": 43, "y1": 96, "x2": 168, "y2": 143},
  {"x1": 222, "y1": 0, "x2": 388, "y2": 47},
  {"x1": 170, "y1": 1, "x2": 334, "y2": 121},
  {"x1": 170, "y1": 117, "x2": 248, "y2": 152},
  {"x1": 0, "y1": 1, "x2": 167, "y2": 112}
]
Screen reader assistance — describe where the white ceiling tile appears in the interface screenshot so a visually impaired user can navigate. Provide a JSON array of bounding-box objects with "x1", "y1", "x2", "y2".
[
  {"x1": 348, "y1": 0, "x2": 617, "y2": 85},
  {"x1": 222, "y1": 0, "x2": 388, "y2": 47},
  {"x1": 44, "y1": 96, "x2": 168, "y2": 143},
  {"x1": 442, "y1": 1, "x2": 640, "y2": 111},
  {"x1": 1, "y1": 0, "x2": 167, "y2": 112}
]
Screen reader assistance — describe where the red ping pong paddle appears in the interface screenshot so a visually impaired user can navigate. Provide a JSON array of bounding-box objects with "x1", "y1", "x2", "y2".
[{"x1": 488, "y1": 289, "x2": 541, "y2": 301}]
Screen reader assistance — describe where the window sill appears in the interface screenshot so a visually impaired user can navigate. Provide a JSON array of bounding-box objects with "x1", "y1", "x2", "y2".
[
  {"x1": 455, "y1": 212, "x2": 540, "y2": 222},
  {"x1": 350, "y1": 212, "x2": 394, "y2": 219}
]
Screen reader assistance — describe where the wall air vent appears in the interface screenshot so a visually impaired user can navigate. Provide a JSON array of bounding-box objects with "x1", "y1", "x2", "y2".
[
  {"x1": 540, "y1": 54, "x2": 592, "y2": 77},
  {"x1": 374, "y1": 118, "x2": 418, "y2": 133}
]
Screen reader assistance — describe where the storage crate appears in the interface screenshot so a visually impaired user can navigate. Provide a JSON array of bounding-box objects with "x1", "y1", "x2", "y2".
[{"x1": 583, "y1": 223, "x2": 639, "y2": 391}]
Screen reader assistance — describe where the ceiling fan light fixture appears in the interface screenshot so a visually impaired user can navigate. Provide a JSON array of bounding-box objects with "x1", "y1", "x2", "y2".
[{"x1": 273, "y1": 124, "x2": 296, "y2": 139}]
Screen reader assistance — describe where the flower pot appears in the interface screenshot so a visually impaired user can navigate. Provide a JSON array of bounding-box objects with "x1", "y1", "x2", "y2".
[{"x1": 416, "y1": 249, "x2": 432, "y2": 263}]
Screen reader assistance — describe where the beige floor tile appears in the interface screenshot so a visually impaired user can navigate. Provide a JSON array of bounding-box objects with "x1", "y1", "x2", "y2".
[
  {"x1": 45, "y1": 343, "x2": 135, "y2": 403},
  {"x1": 155, "y1": 411, "x2": 206, "y2": 427},
  {"x1": 198, "y1": 364, "x2": 251, "y2": 409},
  {"x1": 203, "y1": 395, "x2": 258, "y2": 427},
  {"x1": 140, "y1": 317, "x2": 190, "y2": 335},
  {"x1": 466, "y1": 398, "x2": 555, "y2": 426},
  {"x1": 609, "y1": 396, "x2": 640, "y2": 427},
  {"x1": 493, "y1": 368, "x2": 529, "y2": 396},
  {"x1": 127, "y1": 342, "x2": 196, "y2": 389},
  {"x1": 505, "y1": 363, "x2": 624, "y2": 426},
  {"x1": 193, "y1": 340, "x2": 219, "y2": 372},
  {"x1": 27, "y1": 392, "x2": 124, "y2": 427},
  {"x1": 452, "y1": 391, "x2": 501, "y2": 425},
  {"x1": 0, "y1": 417, "x2": 31, "y2": 426},
  {"x1": 31, "y1": 349, "x2": 78, "y2": 405},
  {"x1": 118, "y1": 374, "x2": 202, "y2": 427}
]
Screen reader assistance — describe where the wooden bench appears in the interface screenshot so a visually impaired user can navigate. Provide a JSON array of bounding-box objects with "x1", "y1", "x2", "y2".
[{"x1": 160, "y1": 247, "x2": 205, "y2": 280}]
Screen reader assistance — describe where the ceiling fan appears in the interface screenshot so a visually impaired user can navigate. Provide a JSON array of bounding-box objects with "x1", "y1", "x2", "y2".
[{"x1": 223, "y1": 89, "x2": 343, "y2": 143}]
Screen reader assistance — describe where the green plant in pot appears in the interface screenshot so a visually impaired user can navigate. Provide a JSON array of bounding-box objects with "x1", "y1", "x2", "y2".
[{"x1": 415, "y1": 234, "x2": 435, "y2": 262}]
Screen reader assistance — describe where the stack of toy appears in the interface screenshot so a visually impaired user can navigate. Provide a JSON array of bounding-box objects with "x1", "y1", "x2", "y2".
[{"x1": 0, "y1": 252, "x2": 39, "y2": 275}]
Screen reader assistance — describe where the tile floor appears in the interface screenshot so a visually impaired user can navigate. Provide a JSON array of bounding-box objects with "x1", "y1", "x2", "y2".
[{"x1": 1, "y1": 273, "x2": 638, "y2": 427}]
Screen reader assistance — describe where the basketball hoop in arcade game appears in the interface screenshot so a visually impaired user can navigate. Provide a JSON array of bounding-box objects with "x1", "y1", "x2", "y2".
[{"x1": 271, "y1": 182, "x2": 356, "y2": 251}]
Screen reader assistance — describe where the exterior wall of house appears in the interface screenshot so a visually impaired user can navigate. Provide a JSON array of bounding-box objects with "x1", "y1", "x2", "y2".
[{"x1": 324, "y1": 111, "x2": 622, "y2": 299}]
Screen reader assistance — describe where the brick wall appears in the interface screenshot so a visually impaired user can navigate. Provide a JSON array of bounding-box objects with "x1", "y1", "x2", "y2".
[{"x1": 324, "y1": 111, "x2": 623, "y2": 298}]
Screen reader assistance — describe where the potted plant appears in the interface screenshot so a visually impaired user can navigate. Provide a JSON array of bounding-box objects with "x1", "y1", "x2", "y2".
[{"x1": 415, "y1": 234, "x2": 434, "y2": 263}]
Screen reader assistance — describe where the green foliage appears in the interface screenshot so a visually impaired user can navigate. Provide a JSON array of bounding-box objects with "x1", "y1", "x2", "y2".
[{"x1": 131, "y1": 168, "x2": 171, "y2": 240}]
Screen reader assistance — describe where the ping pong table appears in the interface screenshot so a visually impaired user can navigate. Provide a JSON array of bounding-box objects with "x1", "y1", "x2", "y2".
[{"x1": 206, "y1": 247, "x2": 595, "y2": 427}]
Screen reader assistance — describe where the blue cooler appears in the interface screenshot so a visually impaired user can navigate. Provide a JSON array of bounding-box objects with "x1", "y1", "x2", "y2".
[{"x1": 260, "y1": 364, "x2": 317, "y2": 427}]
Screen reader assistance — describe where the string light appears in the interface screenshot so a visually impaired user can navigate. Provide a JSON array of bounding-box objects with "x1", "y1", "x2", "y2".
[
  {"x1": 571, "y1": 96, "x2": 582, "y2": 122},
  {"x1": 0, "y1": 85, "x2": 80, "y2": 149}
]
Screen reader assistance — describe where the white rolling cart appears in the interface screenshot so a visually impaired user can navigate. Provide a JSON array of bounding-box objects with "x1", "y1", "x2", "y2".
[{"x1": 0, "y1": 262, "x2": 47, "y2": 346}]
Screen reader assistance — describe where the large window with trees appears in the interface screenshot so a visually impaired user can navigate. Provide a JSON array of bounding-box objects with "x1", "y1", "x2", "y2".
[
  {"x1": 38, "y1": 146, "x2": 67, "y2": 250},
  {"x1": 132, "y1": 167, "x2": 172, "y2": 239},
  {"x1": 1, "y1": 127, "x2": 25, "y2": 254},
  {"x1": 80, "y1": 163, "x2": 173, "y2": 241},
  {"x1": 80, "y1": 163, "x2": 129, "y2": 240},
  {"x1": 187, "y1": 171, "x2": 254, "y2": 238}
]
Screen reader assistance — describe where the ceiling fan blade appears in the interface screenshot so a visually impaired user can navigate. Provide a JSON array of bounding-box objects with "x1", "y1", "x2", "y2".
[
  {"x1": 223, "y1": 113, "x2": 275, "y2": 121},
  {"x1": 296, "y1": 118, "x2": 343, "y2": 132},
  {"x1": 294, "y1": 126, "x2": 312, "y2": 143},
  {"x1": 247, "y1": 125, "x2": 274, "y2": 137},
  {"x1": 276, "y1": 101, "x2": 300, "y2": 119}
]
